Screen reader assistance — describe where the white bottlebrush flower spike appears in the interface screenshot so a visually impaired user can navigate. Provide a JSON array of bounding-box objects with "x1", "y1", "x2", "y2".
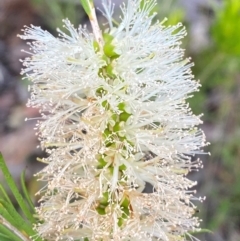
[{"x1": 20, "y1": 0, "x2": 208, "y2": 240}]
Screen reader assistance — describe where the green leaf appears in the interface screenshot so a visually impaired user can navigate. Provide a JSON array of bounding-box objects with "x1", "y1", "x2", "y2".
[
  {"x1": 0, "y1": 231, "x2": 12, "y2": 241},
  {"x1": 0, "y1": 154, "x2": 43, "y2": 241},
  {"x1": 79, "y1": 0, "x2": 93, "y2": 16},
  {"x1": 0, "y1": 186, "x2": 28, "y2": 228},
  {"x1": 0, "y1": 199, "x2": 35, "y2": 237},
  {"x1": 0, "y1": 186, "x2": 12, "y2": 204},
  {"x1": 0, "y1": 204, "x2": 19, "y2": 228},
  {"x1": 21, "y1": 170, "x2": 35, "y2": 212},
  {"x1": 0, "y1": 153, "x2": 35, "y2": 224},
  {"x1": 0, "y1": 224, "x2": 23, "y2": 241}
]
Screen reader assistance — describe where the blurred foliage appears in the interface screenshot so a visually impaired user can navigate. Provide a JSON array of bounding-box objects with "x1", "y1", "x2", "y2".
[
  {"x1": 212, "y1": 0, "x2": 240, "y2": 56},
  {"x1": 0, "y1": 154, "x2": 42, "y2": 241},
  {"x1": 155, "y1": 0, "x2": 184, "y2": 26},
  {"x1": 189, "y1": 0, "x2": 240, "y2": 239},
  {"x1": 31, "y1": 0, "x2": 184, "y2": 30},
  {"x1": 31, "y1": 0, "x2": 85, "y2": 29}
]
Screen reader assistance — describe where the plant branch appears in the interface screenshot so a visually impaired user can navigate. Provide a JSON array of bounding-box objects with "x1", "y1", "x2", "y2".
[{"x1": 80, "y1": 0, "x2": 103, "y2": 46}]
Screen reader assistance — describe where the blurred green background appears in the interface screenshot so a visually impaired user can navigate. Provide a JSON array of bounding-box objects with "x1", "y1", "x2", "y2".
[{"x1": 0, "y1": 0, "x2": 239, "y2": 240}]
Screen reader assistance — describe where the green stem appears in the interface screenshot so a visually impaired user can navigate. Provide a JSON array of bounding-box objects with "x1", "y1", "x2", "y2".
[
  {"x1": 79, "y1": 0, "x2": 93, "y2": 16},
  {"x1": 79, "y1": 0, "x2": 103, "y2": 46}
]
